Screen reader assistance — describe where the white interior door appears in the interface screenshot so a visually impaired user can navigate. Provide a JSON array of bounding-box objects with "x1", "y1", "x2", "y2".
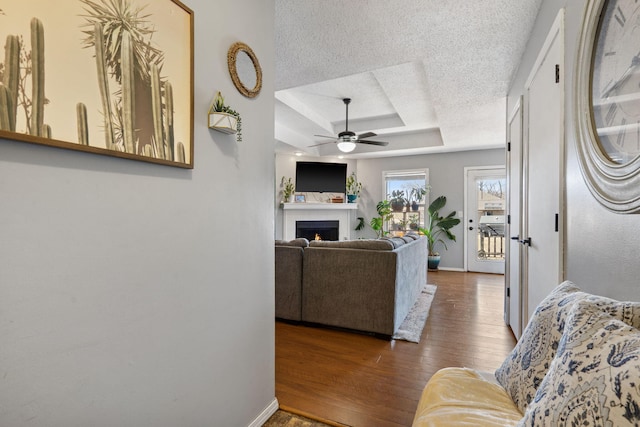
[
  {"x1": 465, "y1": 167, "x2": 506, "y2": 274},
  {"x1": 506, "y1": 98, "x2": 523, "y2": 338},
  {"x1": 522, "y1": 10, "x2": 565, "y2": 323}
]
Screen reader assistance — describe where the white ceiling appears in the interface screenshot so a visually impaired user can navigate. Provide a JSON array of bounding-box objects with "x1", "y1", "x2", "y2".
[{"x1": 274, "y1": 0, "x2": 543, "y2": 159}]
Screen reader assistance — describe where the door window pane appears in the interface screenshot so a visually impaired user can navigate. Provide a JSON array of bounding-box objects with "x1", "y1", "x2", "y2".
[{"x1": 476, "y1": 178, "x2": 506, "y2": 261}]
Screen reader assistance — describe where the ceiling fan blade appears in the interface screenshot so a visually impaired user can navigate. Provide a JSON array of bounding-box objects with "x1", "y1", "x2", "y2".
[
  {"x1": 358, "y1": 140, "x2": 389, "y2": 146},
  {"x1": 309, "y1": 141, "x2": 335, "y2": 148},
  {"x1": 358, "y1": 132, "x2": 377, "y2": 139},
  {"x1": 314, "y1": 134, "x2": 337, "y2": 139}
]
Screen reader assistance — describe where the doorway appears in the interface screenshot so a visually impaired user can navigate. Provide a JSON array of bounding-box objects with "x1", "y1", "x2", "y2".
[
  {"x1": 465, "y1": 167, "x2": 506, "y2": 274},
  {"x1": 506, "y1": 98, "x2": 524, "y2": 338},
  {"x1": 520, "y1": 10, "x2": 565, "y2": 323}
]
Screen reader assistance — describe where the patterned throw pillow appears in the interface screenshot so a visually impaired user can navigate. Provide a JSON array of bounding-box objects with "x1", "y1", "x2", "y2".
[
  {"x1": 495, "y1": 281, "x2": 582, "y2": 413},
  {"x1": 519, "y1": 300, "x2": 640, "y2": 426},
  {"x1": 496, "y1": 281, "x2": 640, "y2": 413}
]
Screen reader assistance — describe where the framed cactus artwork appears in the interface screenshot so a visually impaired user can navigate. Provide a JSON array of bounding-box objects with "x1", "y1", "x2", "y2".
[{"x1": 0, "y1": 0, "x2": 194, "y2": 168}]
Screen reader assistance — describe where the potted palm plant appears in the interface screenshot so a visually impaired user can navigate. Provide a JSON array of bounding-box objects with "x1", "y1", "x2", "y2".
[{"x1": 419, "y1": 195, "x2": 461, "y2": 270}]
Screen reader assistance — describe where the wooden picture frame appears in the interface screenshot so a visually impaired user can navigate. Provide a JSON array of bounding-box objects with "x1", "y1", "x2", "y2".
[{"x1": 0, "y1": 0, "x2": 194, "y2": 168}]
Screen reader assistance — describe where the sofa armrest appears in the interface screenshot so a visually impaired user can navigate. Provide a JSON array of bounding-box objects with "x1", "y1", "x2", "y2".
[
  {"x1": 413, "y1": 367, "x2": 522, "y2": 427},
  {"x1": 275, "y1": 245, "x2": 304, "y2": 321}
]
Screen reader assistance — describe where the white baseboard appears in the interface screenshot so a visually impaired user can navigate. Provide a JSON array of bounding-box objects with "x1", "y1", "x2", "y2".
[
  {"x1": 434, "y1": 267, "x2": 465, "y2": 272},
  {"x1": 248, "y1": 397, "x2": 279, "y2": 427}
]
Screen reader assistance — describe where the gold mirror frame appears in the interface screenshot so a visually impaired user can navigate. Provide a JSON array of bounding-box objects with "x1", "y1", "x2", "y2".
[
  {"x1": 575, "y1": 0, "x2": 640, "y2": 213},
  {"x1": 227, "y1": 42, "x2": 262, "y2": 98}
]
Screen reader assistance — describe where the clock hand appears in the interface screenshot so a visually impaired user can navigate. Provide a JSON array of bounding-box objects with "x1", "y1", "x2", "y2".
[{"x1": 602, "y1": 54, "x2": 640, "y2": 98}]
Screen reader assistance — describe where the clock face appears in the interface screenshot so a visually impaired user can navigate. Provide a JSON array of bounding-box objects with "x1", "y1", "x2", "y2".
[{"x1": 591, "y1": 0, "x2": 640, "y2": 164}]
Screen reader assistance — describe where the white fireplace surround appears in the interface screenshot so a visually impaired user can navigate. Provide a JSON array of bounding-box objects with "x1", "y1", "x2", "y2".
[{"x1": 282, "y1": 203, "x2": 358, "y2": 241}]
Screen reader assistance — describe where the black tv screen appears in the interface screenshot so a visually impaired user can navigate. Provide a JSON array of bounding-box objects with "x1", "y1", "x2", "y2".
[{"x1": 295, "y1": 162, "x2": 347, "y2": 193}]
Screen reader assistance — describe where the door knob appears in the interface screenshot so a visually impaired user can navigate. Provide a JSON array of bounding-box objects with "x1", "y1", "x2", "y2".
[
  {"x1": 469, "y1": 226, "x2": 474, "y2": 231},
  {"x1": 511, "y1": 236, "x2": 519, "y2": 240},
  {"x1": 519, "y1": 237, "x2": 532, "y2": 246}
]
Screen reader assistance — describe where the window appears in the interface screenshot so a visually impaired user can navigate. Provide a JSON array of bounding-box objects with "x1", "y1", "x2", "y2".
[{"x1": 383, "y1": 169, "x2": 429, "y2": 235}]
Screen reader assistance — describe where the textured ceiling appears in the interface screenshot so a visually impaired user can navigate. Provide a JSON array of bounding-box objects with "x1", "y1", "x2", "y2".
[{"x1": 274, "y1": 0, "x2": 543, "y2": 158}]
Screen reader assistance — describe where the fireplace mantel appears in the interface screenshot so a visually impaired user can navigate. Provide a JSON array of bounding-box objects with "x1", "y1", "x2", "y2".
[
  {"x1": 282, "y1": 202, "x2": 358, "y2": 211},
  {"x1": 282, "y1": 203, "x2": 357, "y2": 240}
]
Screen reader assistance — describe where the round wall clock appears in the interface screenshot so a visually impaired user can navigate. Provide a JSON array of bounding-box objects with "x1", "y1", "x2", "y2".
[{"x1": 575, "y1": 0, "x2": 640, "y2": 213}]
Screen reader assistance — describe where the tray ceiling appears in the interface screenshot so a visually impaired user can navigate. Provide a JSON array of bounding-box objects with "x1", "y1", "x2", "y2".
[{"x1": 275, "y1": 0, "x2": 543, "y2": 158}]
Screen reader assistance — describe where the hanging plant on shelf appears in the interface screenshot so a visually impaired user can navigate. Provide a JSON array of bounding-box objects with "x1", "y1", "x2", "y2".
[{"x1": 208, "y1": 91, "x2": 242, "y2": 142}]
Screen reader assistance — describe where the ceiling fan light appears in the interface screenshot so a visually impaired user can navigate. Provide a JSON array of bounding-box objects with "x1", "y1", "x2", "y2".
[{"x1": 337, "y1": 141, "x2": 356, "y2": 153}]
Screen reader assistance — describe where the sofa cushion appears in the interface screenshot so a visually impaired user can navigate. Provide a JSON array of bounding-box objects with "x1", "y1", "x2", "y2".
[
  {"x1": 309, "y1": 239, "x2": 394, "y2": 251},
  {"x1": 496, "y1": 281, "x2": 640, "y2": 413},
  {"x1": 412, "y1": 367, "x2": 523, "y2": 427},
  {"x1": 519, "y1": 300, "x2": 640, "y2": 426},
  {"x1": 275, "y1": 238, "x2": 309, "y2": 248},
  {"x1": 404, "y1": 232, "x2": 420, "y2": 240},
  {"x1": 380, "y1": 236, "x2": 408, "y2": 248}
]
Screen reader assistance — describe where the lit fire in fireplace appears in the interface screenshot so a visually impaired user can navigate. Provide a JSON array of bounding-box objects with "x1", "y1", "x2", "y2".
[{"x1": 315, "y1": 233, "x2": 322, "y2": 241}]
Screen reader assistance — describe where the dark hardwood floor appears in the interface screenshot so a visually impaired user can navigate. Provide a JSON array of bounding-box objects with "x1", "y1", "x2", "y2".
[{"x1": 275, "y1": 270, "x2": 517, "y2": 427}]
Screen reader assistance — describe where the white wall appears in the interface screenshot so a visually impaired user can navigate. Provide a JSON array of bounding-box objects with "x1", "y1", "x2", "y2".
[
  {"x1": 0, "y1": 1, "x2": 276, "y2": 426},
  {"x1": 507, "y1": 0, "x2": 640, "y2": 301}
]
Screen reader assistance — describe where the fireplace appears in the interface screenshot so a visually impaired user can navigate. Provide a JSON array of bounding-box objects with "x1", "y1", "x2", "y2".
[
  {"x1": 296, "y1": 220, "x2": 339, "y2": 241},
  {"x1": 282, "y1": 203, "x2": 357, "y2": 241}
]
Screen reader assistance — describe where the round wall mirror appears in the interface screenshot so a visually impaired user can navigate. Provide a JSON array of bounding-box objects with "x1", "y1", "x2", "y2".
[{"x1": 227, "y1": 42, "x2": 262, "y2": 98}]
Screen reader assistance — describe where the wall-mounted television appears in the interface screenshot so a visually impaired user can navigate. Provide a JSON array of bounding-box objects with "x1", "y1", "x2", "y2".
[{"x1": 295, "y1": 161, "x2": 347, "y2": 193}]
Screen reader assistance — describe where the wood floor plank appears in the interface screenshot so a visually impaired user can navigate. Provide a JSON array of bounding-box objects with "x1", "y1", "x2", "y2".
[{"x1": 275, "y1": 271, "x2": 516, "y2": 427}]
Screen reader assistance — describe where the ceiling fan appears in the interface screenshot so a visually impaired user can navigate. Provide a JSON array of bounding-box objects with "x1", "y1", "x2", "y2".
[{"x1": 312, "y1": 98, "x2": 389, "y2": 153}]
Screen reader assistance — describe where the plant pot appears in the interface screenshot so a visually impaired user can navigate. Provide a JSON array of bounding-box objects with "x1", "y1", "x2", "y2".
[
  {"x1": 391, "y1": 201, "x2": 404, "y2": 212},
  {"x1": 411, "y1": 203, "x2": 419, "y2": 211},
  {"x1": 208, "y1": 112, "x2": 238, "y2": 134},
  {"x1": 347, "y1": 194, "x2": 358, "y2": 203},
  {"x1": 428, "y1": 255, "x2": 441, "y2": 271}
]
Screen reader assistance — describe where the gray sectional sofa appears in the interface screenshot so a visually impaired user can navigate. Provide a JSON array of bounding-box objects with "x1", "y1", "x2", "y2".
[{"x1": 275, "y1": 234, "x2": 427, "y2": 338}]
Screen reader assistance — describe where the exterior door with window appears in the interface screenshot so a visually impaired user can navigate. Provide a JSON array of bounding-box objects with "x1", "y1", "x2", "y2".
[{"x1": 465, "y1": 167, "x2": 506, "y2": 274}]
